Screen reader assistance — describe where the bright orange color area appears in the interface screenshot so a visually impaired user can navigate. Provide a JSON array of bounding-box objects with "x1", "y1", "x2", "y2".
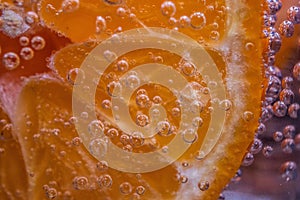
[{"x1": 0, "y1": 0, "x2": 266, "y2": 199}]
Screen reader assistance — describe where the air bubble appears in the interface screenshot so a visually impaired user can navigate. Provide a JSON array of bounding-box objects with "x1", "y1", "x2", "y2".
[
  {"x1": 126, "y1": 74, "x2": 140, "y2": 89},
  {"x1": 101, "y1": 99, "x2": 112, "y2": 109},
  {"x1": 73, "y1": 176, "x2": 89, "y2": 190},
  {"x1": 178, "y1": 16, "x2": 191, "y2": 28},
  {"x1": 96, "y1": 16, "x2": 107, "y2": 34},
  {"x1": 88, "y1": 120, "x2": 104, "y2": 137},
  {"x1": 19, "y1": 36, "x2": 29, "y2": 46},
  {"x1": 273, "y1": 131, "x2": 284, "y2": 142},
  {"x1": 117, "y1": 59, "x2": 128, "y2": 71},
  {"x1": 292, "y1": 62, "x2": 300, "y2": 81},
  {"x1": 219, "y1": 99, "x2": 232, "y2": 111},
  {"x1": 160, "y1": 1, "x2": 176, "y2": 17},
  {"x1": 279, "y1": 88, "x2": 294, "y2": 105},
  {"x1": 24, "y1": 11, "x2": 39, "y2": 25},
  {"x1": 280, "y1": 161, "x2": 297, "y2": 181},
  {"x1": 20, "y1": 47, "x2": 34, "y2": 60},
  {"x1": 250, "y1": 138, "x2": 263, "y2": 154},
  {"x1": 182, "y1": 129, "x2": 197, "y2": 143},
  {"x1": 231, "y1": 169, "x2": 242, "y2": 183},
  {"x1": 130, "y1": 131, "x2": 145, "y2": 147},
  {"x1": 61, "y1": 0, "x2": 80, "y2": 12},
  {"x1": 262, "y1": 146, "x2": 273, "y2": 158},
  {"x1": 136, "y1": 186, "x2": 145, "y2": 195},
  {"x1": 181, "y1": 61, "x2": 196, "y2": 76},
  {"x1": 263, "y1": 14, "x2": 277, "y2": 27},
  {"x1": 266, "y1": 0, "x2": 282, "y2": 15},
  {"x1": 2, "y1": 52, "x2": 20, "y2": 70},
  {"x1": 198, "y1": 181, "x2": 209, "y2": 191},
  {"x1": 283, "y1": 125, "x2": 296, "y2": 139},
  {"x1": 281, "y1": 138, "x2": 295, "y2": 154},
  {"x1": 156, "y1": 121, "x2": 171, "y2": 136},
  {"x1": 190, "y1": 12, "x2": 206, "y2": 29},
  {"x1": 97, "y1": 174, "x2": 112, "y2": 188},
  {"x1": 272, "y1": 101, "x2": 287, "y2": 117},
  {"x1": 45, "y1": 187, "x2": 57, "y2": 199},
  {"x1": 96, "y1": 160, "x2": 108, "y2": 171},
  {"x1": 31, "y1": 36, "x2": 46, "y2": 50},
  {"x1": 136, "y1": 94, "x2": 150, "y2": 108},
  {"x1": 279, "y1": 20, "x2": 294, "y2": 37},
  {"x1": 135, "y1": 114, "x2": 149, "y2": 127},
  {"x1": 243, "y1": 111, "x2": 254, "y2": 121},
  {"x1": 119, "y1": 182, "x2": 132, "y2": 195},
  {"x1": 267, "y1": 31, "x2": 281, "y2": 53},
  {"x1": 71, "y1": 137, "x2": 82, "y2": 146},
  {"x1": 282, "y1": 76, "x2": 293, "y2": 89},
  {"x1": 106, "y1": 128, "x2": 119, "y2": 138},
  {"x1": 287, "y1": 6, "x2": 300, "y2": 24},
  {"x1": 288, "y1": 103, "x2": 300, "y2": 119},
  {"x1": 103, "y1": 0, "x2": 123, "y2": 5},
  {"x1": 256, "y1": 123, "x2": 266, "y2": 135},
  {"x1": 242, "y1": 152, "x2": 254, "y2": 166},
  {"x1": 89, "y1": 138, "x2": 107, "y2": 157},
  {"x1": 107, "y1": 81, "x2": 122, "y2": 97}
]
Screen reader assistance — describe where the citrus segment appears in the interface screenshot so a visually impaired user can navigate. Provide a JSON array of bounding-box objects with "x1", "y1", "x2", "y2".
[{"x1": 0, "y1": 104, "x2": 28, "y2": 200}]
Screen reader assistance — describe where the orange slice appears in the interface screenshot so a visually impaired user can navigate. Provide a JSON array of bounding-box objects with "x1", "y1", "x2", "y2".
[
  {"x1": 44, "y1": 1, "x2": 263, "y2": 199},
  {"x1": 2, "y1": 0, "x2": 264, "y2": 200},
  {"x1": 0, "y1": 104, "x2": 28, "y2": 200}
]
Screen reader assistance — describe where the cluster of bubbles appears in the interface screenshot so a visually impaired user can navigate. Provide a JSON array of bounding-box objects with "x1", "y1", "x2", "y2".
[
  {"x1": 237, "y1": 0, "x2": 299, "y2": 189},
  {"x1": 0, "y1": 4, "x2": 46, "y2": 70}
]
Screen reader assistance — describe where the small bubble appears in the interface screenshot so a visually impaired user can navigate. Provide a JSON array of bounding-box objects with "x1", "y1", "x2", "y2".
[
  {"x1": 71, "y1": 137, "x2": 82, "y2": 146},
  {"x1": 190, "y1": 12, "x2": 206, "y2": 29},
  {"x1": 73, "y1": 176, "x2": 89, "y2": 190},
  {"x1": 25, "y1": 11, "x2": 39, "y2": 25},
  {"x1": 96, "y1": 160, "x2": 108, "y2": 171},
  {"x1": 256, "y1": 123, "x2": 266, "y2": 135},
  {"x1": 136, "y1": 94, "x2": 150, "y2": 108},
  {"x1": 126, "y1": 74, "x2": 140, "y2": 89},
  {"x1": 281, "y1": 138, "x2": 295, "y2": 154},
  {"x1": 287, "y1": 6, "x2": 300, "y2": 24},
  {"x1": 243, "y1": 111, "x2": 254, "y2": 121},
  {"x1": 292, "y1": 62, "x2": 300, "y2": 81},
  {"x1": 279, "y1": 88, "x2": 294, "y2": 105},
  {"x1": 136, "y1": 185, "x2": 145, "y2": 195},
  {"x1": 178, "y1": 16, "x2": 191, "y2": 28},
  {"x1": 103, "y1": 0, "x2": 123, "y2": 5},
  {"x1": 283, "y1": 125, "x2": 296, "y2": 139},
  {"x1": 45, "y1": 187, "x2": 57, "y2": 199},
  {"x1": 182, "y1": 129, "x2": 197, "y2": 143},
  {"x1": 280, "y1": 161, "x2": 297, "y2": 181},
  {"x1": 250, "y1": 138, "x2": 263, "y2": 154},
  {"x1": 103, "y1": 50, "x2": 117, "y2": 62},
  {"x1": 106, "y1": 128, "x2": 119, "y2": 138},
  {"x1": 273, "y1": 131, "x2": 284, "y2": 142},
  {"x1": 231, "y1": 169, "x2": 242, "y2": 183},
  {"x1": 19, "y1": 36, "x2": 30, "y2": 46},
  {"x1": 263, "y1": 14, "x2": 277, "y2": 27},
  {"x1": 96, "y1": 16, "x2": 107, "y2": 34},
  {"x1": 119, "y1": 182, "x2": 132, "y2": 195},
  {"x1": 89, "y1": 138, "x2": 107, "y2": 157},
  {"x1": 262, "y1": 145, "x2": 273, "y2": 157},
  {"x1": 130, "y1": 131, "x2": 145, "y2": 147},
  {"x1": 31, "y1": 36, "x2": 46, "y2": 50},
  {"x1": 20, "y1": 47, "x2": 34, "y2": 60},
  {"x1": 135, "y1": 114, "x2": 149, "y2": 127},
  {"x1": 279, "y1": 20, "x2": 294, "y2": 37},
  {"x1": 219, "y1": 99, "x2": 232, "y2": 111},
  {"x1": 107, "y1": 81, "x2": 122, "y2": 97},
  {"x1": 273, "y1": 101, "x2": 287, "y2": 117},
  {"x1": 116, "y1": 7, "x2": 126, "y2": 17},
  {"x1": 97, "y1": 174, "x2": 112, "y2": 188},
  {"x1": 282, "y1": 76, "x2": 293, "y2": 89},
  {"x1": 88, "y1": 120, "x2": 104, "y2": 137},
  {"x1": 180, "y1": 175, "x2": 188, "y2": 183},
  {"x1": 160, "y1": 1, "x2": 176, "y2": 17},
  {"x1": 242, "y1": 152, "x2": 254, "y2": 166},
  {"x1": 209, "y1": 31, "x2": 220, "y2": 40},
  {"x1": 101, "y1": 99, "x2": 112, "y2": 109},
  {"x1": 156, "y1": 121, "x2": 171, "y2": 136},
  {"x1": 198, "y1": 181, "x2": 209, "y2": 191},
  {"x1": 290, "y1": 113, "x2": 300, "y2": 129},
  {"x1": 116, "y1": 59, "x2": 128, "y2": 71},
  {"x1": 266, "y1": 0, "x2": 282, "y2": 15},
  {"x1": 61, "y1": 0, "x2": 80, "y2": 12},
  {"x1": 2, "y1": 52, "x2": 20, "y2": 70},
  {"x1": 267, "y1": 31, "x2": 281, "y2": 53},
  {"x1": 181, "y1": 61, "x2": 196, "y2": 76}
]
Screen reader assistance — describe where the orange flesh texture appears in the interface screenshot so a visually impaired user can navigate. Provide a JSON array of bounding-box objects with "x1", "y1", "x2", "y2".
[{"x1": 1, "y1": 0, "x2": 264, "y2": 200}]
